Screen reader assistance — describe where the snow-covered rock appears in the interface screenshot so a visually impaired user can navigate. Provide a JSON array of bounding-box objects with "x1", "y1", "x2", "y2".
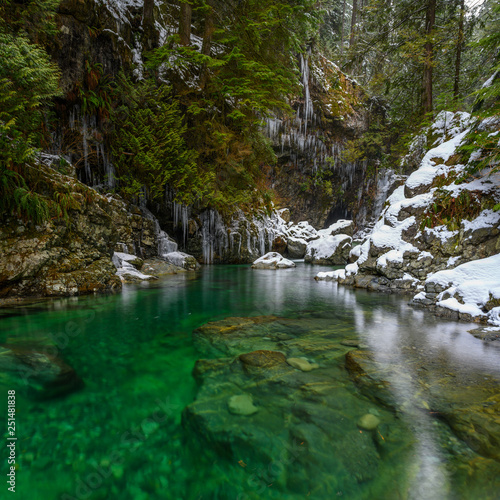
[
  {"x1": 113, "y1": 252, "x2": 158, "y2": 282},
  {"x1": 314, "y1": 269, "x2": 346, "y2": 281},
  {"x1": 413, "y1": 254, "x2": 500, "y2": 325},
  {"x1": 251, "y1": 252, "x2": 296, "y2": 269},
  {"x1": 324, "y1": 111, "x2": 500, "y2": 326},
  {"x1": 287, "y1": 221, "x2": 319, "y2": 241},
  {"x1": 163, "y1": 251, "x2": 200, "y2": 271},
  {"x1": 304, "y1": 234, "x2": 352, "y2": 265},
  {"x1": 318, "y1": 219, "x2": 354, "y2": 237}
]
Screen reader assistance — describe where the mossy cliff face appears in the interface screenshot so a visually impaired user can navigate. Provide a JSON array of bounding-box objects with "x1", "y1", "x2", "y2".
[
  {"x1": 264, "y1": 54, "x2": 387, "y2": 229},
  {"x1": 0, "y1": 165, "x2": 122, "y2": 298},
  {"x1": 52, "y1": 0, "x2": 139, "y2": 94}
]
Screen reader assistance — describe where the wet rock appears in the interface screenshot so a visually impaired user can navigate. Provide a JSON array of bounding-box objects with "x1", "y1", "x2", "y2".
[
  {"x1": 227, "y1": 394, "x2": 259, "y2": 415},
  {"x1": 239, "y1": 350, "x2": 287, "y2": 374},
  {"x1": 140, "y1": 258, "x2": 186, "y2": 276},
  {"x1": 183, "y1": 315, "x2": 412, "y2": 497}
]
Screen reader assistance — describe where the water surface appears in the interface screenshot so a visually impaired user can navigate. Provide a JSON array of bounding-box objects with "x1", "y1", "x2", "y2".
[{"x1": 0, "y1": 264, "x2": 499, "y2": 499}]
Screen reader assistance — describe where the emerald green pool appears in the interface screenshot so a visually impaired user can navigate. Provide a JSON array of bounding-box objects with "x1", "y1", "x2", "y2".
[{"x1": 1, "y1": 264, "x2": 499, "y2": 499}]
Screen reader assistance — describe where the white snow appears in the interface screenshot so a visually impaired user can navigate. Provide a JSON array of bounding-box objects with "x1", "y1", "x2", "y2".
[
  {"x1": 163, "y1": 251, "x2": 194, "y2": 268},
  {"x1": 426, "y1": 254, "x2": 500, "y2": 324},
  {"x1": 305, "y1": 234, "x2": 351, "y2": 260},
  {"x1": 482, "y1": 71, "x2": 499, "y2": 89},
  {"x1": 287, "y1": 221, "x2": 318, "y2": 241},
  {"x1": 315, "y1": 270, "x2": 345, "y2": 281},
  {"x1": 112, "y1": 252, "x2": 156, "y2": 282},
  {"x1": 406, "y1": 130, "x2": 468, "y2": 191},
  {"x1": 318, "y1": 219, "x2": 353, "y2": 237}
]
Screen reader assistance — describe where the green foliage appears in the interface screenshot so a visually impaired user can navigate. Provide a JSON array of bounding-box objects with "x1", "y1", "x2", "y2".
[
  {"x1": 420, "y1": 188, "x2": 486, "y2": 231},
  {"x1": 0, "y1": 1, "x2": 62, "y2": 223},
  {"x1": 144, "y1": 0, "x2": 321, "y2": 213},
  {"x1": 68, "y1": 61, "x2": 114, "y2": 120},
  {"x1": 109, "y1": 75, "x2": 202, "y2": 204},
  {"x1": 0, "y1": 32, "x2": 61, "y2": 168}
]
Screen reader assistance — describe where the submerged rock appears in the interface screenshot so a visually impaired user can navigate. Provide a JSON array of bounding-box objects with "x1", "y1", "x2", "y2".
[
  {"x1": 183, "y1": 314, "x2": 413, "y2": 497},
  {"x1": 0, "y1": 343, "x2": 83, "y2": 400},
  {"x1": 251, "y1": 252, "x2": 296, "y2": 269},
  {"x1": 286, "y1": 357, "x2": 318, "y2": 372}
]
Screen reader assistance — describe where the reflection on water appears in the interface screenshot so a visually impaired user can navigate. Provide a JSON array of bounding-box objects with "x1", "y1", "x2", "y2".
[{"x1": 0, "y1": 264, "x2": 498, "y2": 499}]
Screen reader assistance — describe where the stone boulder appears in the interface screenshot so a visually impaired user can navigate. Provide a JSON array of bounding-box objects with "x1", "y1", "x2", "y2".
[
  {"x1": 163, "y1": 251, "x2": 200, "y2": 271},
  {"x1": 287, "y1": 221, "x2": 318, "y2": 241},
  {"x1": 0, "y1": 343, "x2": 83, "y2": 400},
  {"x1": 140, "y1": 259, "x2": 186, "y2": 276},
  {"x1": 112, "y1": 252, "x2": 158, "y2": 283},
  {"x1": 286, "y1": 237, "x2": 308, "y2": 259},
  {"x1": 251, "y1": 252, "x2": 296, "y2": 269},
  {"x1": 304, "y1": 234, "x2": 352, "y2": 265}
]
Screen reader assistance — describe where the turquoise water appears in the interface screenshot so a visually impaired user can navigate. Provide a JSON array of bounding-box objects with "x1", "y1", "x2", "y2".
[{"x1": 0, "y1": 263, "x2": 499, "y2": 499}]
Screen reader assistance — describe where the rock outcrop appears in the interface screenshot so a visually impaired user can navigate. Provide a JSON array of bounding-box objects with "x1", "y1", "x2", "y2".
[{"x1": 0, "y1": 165, "x2": 121, "y2": 298}]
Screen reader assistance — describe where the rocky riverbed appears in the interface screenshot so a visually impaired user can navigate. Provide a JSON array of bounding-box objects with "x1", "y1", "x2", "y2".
[{"x1": 183, "y1": 313, "x2": 500, "y2": 498}]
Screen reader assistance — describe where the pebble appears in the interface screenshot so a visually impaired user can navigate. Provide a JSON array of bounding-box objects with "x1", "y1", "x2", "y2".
[
  {"x1": 357, "y1": 413, "x2": 381, "y2": 431},
  {"x1": 287, "y1": 357, "x2": 319, "y2": 372}
]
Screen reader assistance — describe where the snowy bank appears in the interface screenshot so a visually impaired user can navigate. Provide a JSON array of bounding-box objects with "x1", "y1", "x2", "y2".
[{"x1": 315, "y1": 111, "x2": 500, "y2": 327}]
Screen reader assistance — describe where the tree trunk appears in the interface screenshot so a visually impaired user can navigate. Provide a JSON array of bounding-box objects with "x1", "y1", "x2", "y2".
[
  {"x1": 453, "y1": 0, "x2": 465, "y2": 101},
  {"x1": 200, "y1": 0, "x2": 215, "y2": 89},
  {"x1": 422, "y1": 0, "x2": 436, "y2": 115},
  {"x1": 142, "y1": 0, "x2": 158, "y2": 50},
  {"x1": 179, "y1": 1, "x2": 192, "y2": 46},
  {"x1": 350, "y1": 0, "x2": 358, "y2": 47},
  {"x1": 340, "y1": 0, "x2": 346, "y2": 55}
]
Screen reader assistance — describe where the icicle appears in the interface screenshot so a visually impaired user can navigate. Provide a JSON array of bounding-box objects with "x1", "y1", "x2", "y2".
[{"x1": 82, "y1": 117, "x2": 91, "y2": 184}]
